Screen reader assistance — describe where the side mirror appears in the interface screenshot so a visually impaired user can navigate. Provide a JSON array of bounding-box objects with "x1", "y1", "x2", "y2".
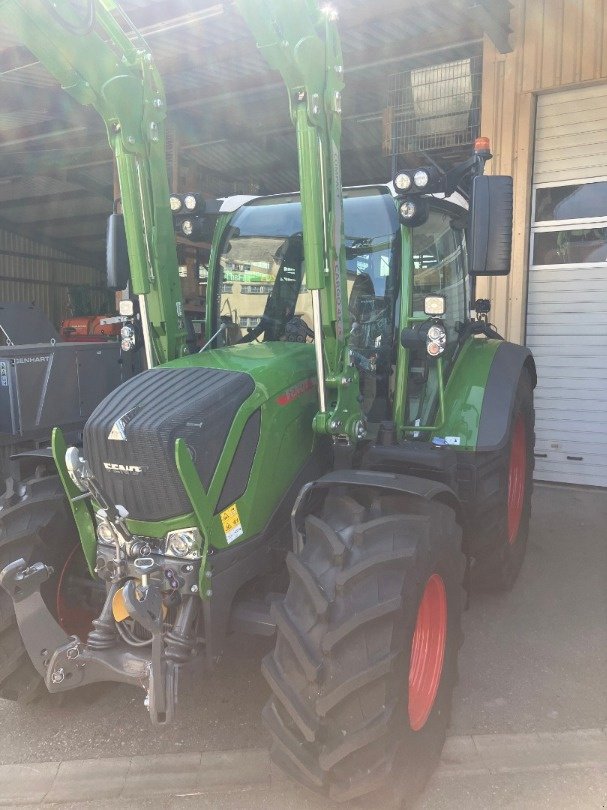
[
  {"x1": 106, "y1": 214, "x2": 129, "y2": 291},
  {"x1": 469, "y1": 175, "x2": 513, "y2": 276}
]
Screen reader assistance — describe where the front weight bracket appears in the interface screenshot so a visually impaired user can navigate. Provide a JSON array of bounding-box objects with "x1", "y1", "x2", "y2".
[{"x1": 0, "y1": 559, "x2": 71, "y2": 677}]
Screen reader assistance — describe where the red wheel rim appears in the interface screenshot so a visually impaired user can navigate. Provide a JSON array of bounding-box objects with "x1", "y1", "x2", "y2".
[
  {"x1": 507, "y1": 415, "x2": 527, "y2": 545},
  {"x1": 408, "y1": 574, "x2": 447, "y2": 731}
]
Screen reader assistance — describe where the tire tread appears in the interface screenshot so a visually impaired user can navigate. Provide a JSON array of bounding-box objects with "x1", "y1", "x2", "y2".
[{"x1": 263, "y1": 491, "x2": 465, "y2": 804}]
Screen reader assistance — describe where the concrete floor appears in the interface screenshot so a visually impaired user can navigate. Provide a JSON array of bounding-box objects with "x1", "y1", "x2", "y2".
[
  {"x1": 0, "y1": 483, "x2": 605, "y2": 806},
  {"x1": 22, "y1": 766, "x2": 605, "y2": 810},
  {"x1": 453, "y1": 481, "x2": 607, "y2": 736}
]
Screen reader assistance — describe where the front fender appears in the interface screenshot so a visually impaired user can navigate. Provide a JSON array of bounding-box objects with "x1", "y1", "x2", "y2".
[
  {"x1": 436, "y1": 338, "x2": 536, "y2": 453},
  {"x1": 291, "y1": 469, "x2": 461, "y2": 552},
  {"x1": 476, "y1": 342, "x2": 536, "y2": 452}
]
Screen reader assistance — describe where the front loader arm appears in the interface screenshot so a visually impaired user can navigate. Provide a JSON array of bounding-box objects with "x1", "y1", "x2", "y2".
[
  {"x1": 236, "y1": 0, "x2": 365, "y2": 442},
  {"x1": 0, "y1": 0, "x2": 187, "y2": 365}
]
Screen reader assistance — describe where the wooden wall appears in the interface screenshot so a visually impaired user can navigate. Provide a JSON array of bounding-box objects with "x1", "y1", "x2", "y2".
[{"x1": 478, "y1": 0, "x2": 607, "y2": 342}]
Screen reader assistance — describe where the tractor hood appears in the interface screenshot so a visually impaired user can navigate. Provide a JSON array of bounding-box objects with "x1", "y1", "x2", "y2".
[{"x1": 83, "y1": 343, "x2": 316, "y2": 522}]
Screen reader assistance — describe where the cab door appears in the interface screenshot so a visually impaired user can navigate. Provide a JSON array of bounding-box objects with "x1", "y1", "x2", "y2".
[{"x1": 403, "y1": 202, "x2": 469, "y2": 428}]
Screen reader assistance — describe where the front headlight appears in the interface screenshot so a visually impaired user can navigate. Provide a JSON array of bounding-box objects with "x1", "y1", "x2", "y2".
[
  {"x1": 65, "y1": 446, "x2": 87, "y2": 492},
  {"x1": 165, "y1": 527, "x2": 202, "y2": 559},
  {"x1": 398, "y1": 196, "x2": 430, "y2": 227},
  {"x1": 97, "y1": 520, "x2": 117, "y2": 545}
]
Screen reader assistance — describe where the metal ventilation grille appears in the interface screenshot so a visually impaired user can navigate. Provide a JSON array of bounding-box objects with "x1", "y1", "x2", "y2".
[{"x1": 385, "y1": 55, "x2": 482, "y2": 159}]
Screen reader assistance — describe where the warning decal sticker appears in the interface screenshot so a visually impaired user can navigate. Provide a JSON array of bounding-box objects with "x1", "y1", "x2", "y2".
[{"x1": 220, "y1": 503, "x2": 243, "y2": 544}]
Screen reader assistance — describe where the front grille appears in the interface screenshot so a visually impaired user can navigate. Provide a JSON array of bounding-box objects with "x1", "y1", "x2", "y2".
[{"x1": 84, "y1": 366, "x2": 254, "y2": 521}]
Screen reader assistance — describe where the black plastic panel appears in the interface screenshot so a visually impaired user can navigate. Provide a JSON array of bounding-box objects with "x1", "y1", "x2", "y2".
[{"x1": 215, "y1": 409, "x2": 261, "y2": 514}]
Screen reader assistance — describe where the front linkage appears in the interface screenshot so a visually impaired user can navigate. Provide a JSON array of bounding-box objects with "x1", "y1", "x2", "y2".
[
  {"x1": 0, "y1": 426, "x2": 213, "y2": 724},
  {"x1": 0, "y1": 551, "x2": 199, "y2": 724}
]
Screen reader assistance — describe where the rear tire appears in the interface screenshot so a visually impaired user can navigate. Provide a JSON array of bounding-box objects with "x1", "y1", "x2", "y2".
[
  {"x1": 262, "y1": 489, "x2": 465, "y2": 805},
  {"x1": 0, "y1": 471, "x2": 81, "y2": 703},
  {"x1": 471, "y1": 368, "x2": 535, "y2": 591}
]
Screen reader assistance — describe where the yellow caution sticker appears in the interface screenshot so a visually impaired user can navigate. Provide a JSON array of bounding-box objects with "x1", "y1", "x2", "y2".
[{"x1": 220, "y1": 503, "x2": 243, "y2": 544}]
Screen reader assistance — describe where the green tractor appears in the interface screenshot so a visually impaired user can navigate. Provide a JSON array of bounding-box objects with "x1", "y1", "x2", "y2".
[{"x1": 0, "y1": 0, "x2": 535, "y2": 804}]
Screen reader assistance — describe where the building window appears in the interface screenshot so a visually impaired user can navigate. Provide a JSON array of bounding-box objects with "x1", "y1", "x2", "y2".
[
  {"x1": 533, "y1": 228, "x2": 607, "y2": 265},
  {"x1": 531, "y1": 178, "x2": 607, "y2": 267},
  {"x1": 239, "y1": 316, "x2": 261, "y2": 328},
  {"x1": 240, "y1": 283, "x2": 273, "y2": 294},
  {"x1": 534, "y1": 181, "x2": 607, "y2": 224}
]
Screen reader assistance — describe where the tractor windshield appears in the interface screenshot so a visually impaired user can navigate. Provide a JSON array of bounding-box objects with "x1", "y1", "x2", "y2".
[{"x1": 213, "y1": 189, "x2": 399, "y2": 352}]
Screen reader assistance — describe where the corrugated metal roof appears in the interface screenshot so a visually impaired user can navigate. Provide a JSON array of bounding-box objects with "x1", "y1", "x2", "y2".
[
  {"x1": 0, "y1": 175, "x2": 75, "y2": 201},
  {"x1": 0, "y1": 0, "x2": 508, "y2": 265}
]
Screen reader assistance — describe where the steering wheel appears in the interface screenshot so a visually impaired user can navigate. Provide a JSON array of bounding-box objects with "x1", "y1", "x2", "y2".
[{"x1": 284, "y1": 316, "x2": 314, "y2": 343}]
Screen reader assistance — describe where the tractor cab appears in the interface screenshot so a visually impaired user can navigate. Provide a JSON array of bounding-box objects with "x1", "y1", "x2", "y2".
[{"x1": 209, "y1": 185, "x2": 471, "y2": 427}]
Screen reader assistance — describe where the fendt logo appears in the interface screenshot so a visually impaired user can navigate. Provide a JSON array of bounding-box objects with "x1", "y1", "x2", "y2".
[{"x1": 102, "y1": 462, "x2": 146, "y2": 475}]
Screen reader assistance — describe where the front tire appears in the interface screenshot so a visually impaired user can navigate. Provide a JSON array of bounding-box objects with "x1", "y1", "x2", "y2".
[{"x1": 262, "y1": 489, "x2": 465, "y2": 805}]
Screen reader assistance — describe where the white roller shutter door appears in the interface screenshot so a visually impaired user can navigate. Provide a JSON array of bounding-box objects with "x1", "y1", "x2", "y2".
[
  {"x1": 534, "y1": 85, "x2": 607, "y2": 184},
  {"x1": 527, "y1": 85, "x2": 607, "y2": 487}
]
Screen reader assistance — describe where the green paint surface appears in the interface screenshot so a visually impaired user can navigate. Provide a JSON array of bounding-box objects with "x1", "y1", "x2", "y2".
[
  {"x1": 51, "y1": 428, "x2": 97, "y2": 575},
  {"x1": 432, "y1": 338, "x2": 502, "y2": 450}
]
